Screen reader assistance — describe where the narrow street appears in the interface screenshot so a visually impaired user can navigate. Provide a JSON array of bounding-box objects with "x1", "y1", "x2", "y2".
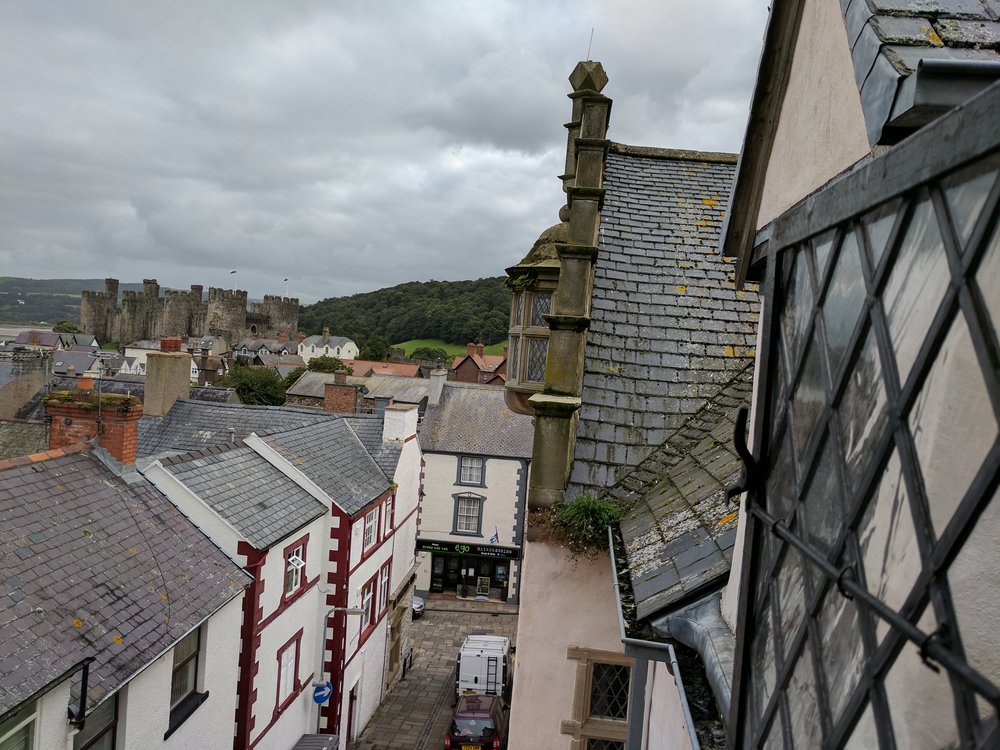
[{"x1": 352, "y1": 597, "x2": 518, "y2": 750}]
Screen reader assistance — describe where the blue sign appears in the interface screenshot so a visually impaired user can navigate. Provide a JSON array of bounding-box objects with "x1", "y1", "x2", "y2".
[{"x1": 313, "y1": 681, "x2": 333, "y2": 705}]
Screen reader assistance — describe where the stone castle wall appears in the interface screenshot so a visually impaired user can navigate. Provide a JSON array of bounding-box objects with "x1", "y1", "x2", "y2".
[{"x1": 80, "y1": 278, "x2": 297, "y2": 346}]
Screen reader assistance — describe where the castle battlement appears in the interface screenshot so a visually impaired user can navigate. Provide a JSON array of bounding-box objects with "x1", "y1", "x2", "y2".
[{"x1": 80, "y1": 277, "x2": 296, "y2": 346}]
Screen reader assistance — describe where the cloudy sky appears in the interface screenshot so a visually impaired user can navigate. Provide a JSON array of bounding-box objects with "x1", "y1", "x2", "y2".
[{"x1": 1, "y1": 1, "x2": 769, "y2": 304}]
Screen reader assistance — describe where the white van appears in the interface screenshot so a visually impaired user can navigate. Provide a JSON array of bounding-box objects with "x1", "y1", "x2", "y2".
[{"x1": 456, "y1": 634, "x2": 513, "y2": 701}]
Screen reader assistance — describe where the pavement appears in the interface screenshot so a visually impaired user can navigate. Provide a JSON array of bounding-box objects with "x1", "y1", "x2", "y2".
[{"x1": 351, "y1": 595, "x2": 518, "y2": 750}]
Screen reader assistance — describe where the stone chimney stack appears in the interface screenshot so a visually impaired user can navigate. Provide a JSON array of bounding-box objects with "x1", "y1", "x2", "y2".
[
  {"x1": 145, "y1": 351, "x2": 191, "y2": 417},
  {"x1": 298, "y1": 333, "x2": 306, "y2": 344},
  {"x1": 428, "y1": 368, "x2": 447, "y2": 407},
  {"x1": 46, "y1": 391, "x2": 143, "y2": 465},
  {"x1": 383, "y1": 403, "x2": 418, "y2": 443},
  {"x1": 322, "y1": 326, "x2": 330, "y2": 344}
]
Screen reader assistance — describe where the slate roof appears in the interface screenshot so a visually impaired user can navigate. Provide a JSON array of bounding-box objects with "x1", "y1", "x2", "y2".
[
  {"x1": 419, "y1": 382, "x2": 533, "y2": 459},
  {"x1": 613, "y1": 362, "x2": 753, "y2": 621},
  {"x1": 137, "y1": 399, "x2": 337, "y2": 458},
  {"x1": 342, "y1": 414, "x2": 404, "y2": 478},
  {"x1": 236, "y1": 338, "x2": 290, "y2": 354},
  {"x1": 285, "y1": 371, "x2": 343, "y2": 399},
  {"x1": 0, "y1": 420, "x2": 47, "y2": 459},
  {"x1": 263, "y1": 421, "x2": 390, "y2": 515},
  {"x1": 159, "y1": 443, "x2": 327, "y2": 548},
  {"x1": 568, "y1": 145, "x2": 759, "y2": 498},
  {"x1": 51, "y1": 350, "x2": 99, "y2": 375},
  {"x1": 13, "y1": 331, "x2": 65, "y2": 348},
  {"x1": 363, "y1": 374, "x2": 430, "y2": 403},
  {"x1": 842, "y1": 0, "x2": 1000, "y2": 143},
  {"x1": 15, "y1": 378, "x2": 236, "y2": 421},
  {"x1": 301, "y1": 334, "x2": 353, "y2": 349},
  {"x1": 0, "y1": 446, "x2": 250, "y2": 713}
]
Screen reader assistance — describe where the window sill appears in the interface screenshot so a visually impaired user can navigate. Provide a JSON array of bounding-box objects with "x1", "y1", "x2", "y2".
[
  {"x1": 164, "y1": 691, "x2": 209, "y2": 740},
  {"x1": 451, "y1": 531, "x2": 483, "y2": 538}
]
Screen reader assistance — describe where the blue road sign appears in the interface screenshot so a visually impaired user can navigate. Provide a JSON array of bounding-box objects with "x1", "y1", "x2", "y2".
[{"x1": 313, "y1": 681, "x2": 333, "y2": 704}]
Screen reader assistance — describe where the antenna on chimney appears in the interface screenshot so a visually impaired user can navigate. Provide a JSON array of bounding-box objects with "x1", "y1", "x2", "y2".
[{"x1": 587, "y1": 27, "x2": 594, "y2": 60}]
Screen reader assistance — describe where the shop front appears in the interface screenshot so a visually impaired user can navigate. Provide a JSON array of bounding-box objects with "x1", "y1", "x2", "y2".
[{"x1": 417, "y1": 539, "x2": 520, "y2": 603}]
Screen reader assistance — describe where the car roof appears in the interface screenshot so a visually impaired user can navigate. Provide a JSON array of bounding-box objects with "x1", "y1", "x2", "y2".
[{"x1": 456, "y1": 695, "x2": 501, "y2": 715}]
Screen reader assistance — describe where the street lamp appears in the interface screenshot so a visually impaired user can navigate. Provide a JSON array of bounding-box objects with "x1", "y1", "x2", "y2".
[{"x1": 314, "y1": 606, "x2": 366, "y2": 733}]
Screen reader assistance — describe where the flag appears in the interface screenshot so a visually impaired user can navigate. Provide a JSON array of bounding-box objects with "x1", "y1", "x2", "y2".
[{"x1": 489, "y1": 527, "x2": 499, "y2": 544}]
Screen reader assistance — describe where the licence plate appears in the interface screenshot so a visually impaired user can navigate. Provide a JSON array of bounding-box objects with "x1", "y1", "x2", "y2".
[{"x1": 461, "y1": 745, "x2": 480, "y2": 750}]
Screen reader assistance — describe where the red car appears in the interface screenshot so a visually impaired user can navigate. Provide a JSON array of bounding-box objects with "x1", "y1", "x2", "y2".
[{"x1": 443, "y1": 695, "x2": 509, "y2": 750}]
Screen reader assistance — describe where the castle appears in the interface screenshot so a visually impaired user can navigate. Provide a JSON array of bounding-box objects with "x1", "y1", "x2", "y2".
[{"x1": 80, "y1": 278, "x2": 299, "y2": 347}]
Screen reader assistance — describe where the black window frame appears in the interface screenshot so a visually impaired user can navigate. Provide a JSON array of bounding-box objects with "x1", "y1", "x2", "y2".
[
  {"x1": 730, "y1": 85, "x2": 1000, "y2": 749},
  {"x1": 165, "y1": 628, "x2": 209, "y2": 739}
]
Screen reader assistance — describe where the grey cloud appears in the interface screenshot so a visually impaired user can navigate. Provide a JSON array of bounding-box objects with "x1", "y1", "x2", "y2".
[{"x1": 0, "y1": 0, "x2": 768, "y2": 305}]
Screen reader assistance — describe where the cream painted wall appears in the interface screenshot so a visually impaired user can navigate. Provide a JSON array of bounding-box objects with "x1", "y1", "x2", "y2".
[
  {"x1": 643, "y1": 662, "x2": 692, "y2": 750},
  {"x1": 32, "y1": 680, "x2": 74, "y2": 750},
  {"x1": 755, "y1": 0, "x2": 871, "y2": 228},
  {"x1": 508, "y1": 540, "x2": 624, "y2": 750},
  {"x1": 389, "y1": 435, "x2": 422, "y2": 592},
  {"x1": 419, "y1": 452, "x2": 522, "y2": 547}
]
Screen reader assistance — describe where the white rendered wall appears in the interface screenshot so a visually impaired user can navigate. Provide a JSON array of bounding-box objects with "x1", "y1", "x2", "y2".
[
  {"x1": 508, "y1": 540, "x2": 624, "y2": 750},
  {"x1": 250, "y1": 514, "x2": 328, "y2": 750},
  {"x1": 755, "y1": 0, "x2": 871, "y2": 228},
  {"x1": 33, "y1": 680, "x2": 74, "y2": 750},
  {"x1": 390, "y1": 437, "x2": 421, "y2": 590},
  {"x1": 338, "y1": 626, "x2": 388, "y2": 750},
  {"x1": 116, "y1": 595, "x2": 243, "y2": 749}
]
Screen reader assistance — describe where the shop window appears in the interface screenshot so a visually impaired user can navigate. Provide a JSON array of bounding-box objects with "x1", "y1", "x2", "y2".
[
  {"x1": 453, "y1": 493, "x2": 485, "y2": 536},
  {"x1": 457, "y1": 455, "x2": 485, "y2": 486}
]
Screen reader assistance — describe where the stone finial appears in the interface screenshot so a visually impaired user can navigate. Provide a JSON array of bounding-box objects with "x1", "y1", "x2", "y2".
[{"x1": 569, "y1": 61, "x2": 608, "y2": 93}]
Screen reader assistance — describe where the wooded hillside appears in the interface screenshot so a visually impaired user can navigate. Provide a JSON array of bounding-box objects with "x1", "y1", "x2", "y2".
[{"x1": 299, "y1": 277, "x2": 511, "y2": 346}]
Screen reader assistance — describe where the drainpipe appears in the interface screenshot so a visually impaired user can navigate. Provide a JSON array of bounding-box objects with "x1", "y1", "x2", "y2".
[
  {"x1": 608, "y1": 528, "x2": 699, "y2": 750},
  {"x1": 68, "y1": 656, "x2": 97, "y2": 731}
]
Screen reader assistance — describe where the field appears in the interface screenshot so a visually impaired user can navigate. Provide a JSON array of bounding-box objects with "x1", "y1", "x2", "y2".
[{"x1": 393, "y1": 338, "x2": 507, "y2": 358}]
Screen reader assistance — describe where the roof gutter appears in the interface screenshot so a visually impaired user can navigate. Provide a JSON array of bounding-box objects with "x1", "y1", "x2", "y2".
[
  {"x1": 0, "y1": 656, "x2": 94, "y2": 726},
  {"x1": 609, "y1": 527, "x2": 700, "y2": 750}
]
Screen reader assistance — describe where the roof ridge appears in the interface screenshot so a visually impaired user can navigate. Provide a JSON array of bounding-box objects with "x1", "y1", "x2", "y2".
[
  {"x1": 0, "y1": 442, "x2": 91, "y2": 471},
  {"x1": 160, "y1": 440, "x2": 243, "y2": 467},
  {"x1": 608, "y1": 142, "x2": 738, "y2": 164}
]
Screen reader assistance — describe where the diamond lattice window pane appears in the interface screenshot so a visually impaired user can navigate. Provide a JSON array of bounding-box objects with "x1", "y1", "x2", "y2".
[
  {"x1": 942, "y1": 156, "x2": 999, "y2": 253},
  {"x1": 775, "y1": 546, "x2": 809, "y2": 664},
  {"x1": 526, "y1": 337, "x2": 547, "y2": 382},
  {"x1": 749, "y1": 598, "x2": 777, "y2": 731},
  {"x1": 844, "y1": 702, "x2": 879, "y2": 750},
  {"x1": 507, "y1": 335, "x2": 520, "y2": 381},
  {"x1": 836, "y1": 327, "x2": 888, "y2": 494},
  {"x1": 908, "y1": 310, "x2": 998, "y2": 536},
  {"x1": 817, "y1": 583, "x2": 865, "y2": 726},
  {"x1": 510, "y1": 292, "x2": 523, "y2": 326},
  {"x1": 883, "y1": 607, "x2": 960, "y2": 749},
  {"x1": 530, "y1": 291, "x2": 552, "y2": 327},
  {"x1": 977, "y1": 218, "x2": 1000, "y2": 343},
  {"x1": 765, "y1": 429, "x2": 797, "y2": 526},
  {"x1": 821, "y1": 227, "x2": 867, "y2": 376},
  {"x1": 586, "y1": 741, "x2": 625, "y2": 750},
  {"x1": 800, "y1": 433, "x2": 844, "y2": 557},
  {"x1": 883, "y1": 195, "x2": 950, "y2": 384},
  {"x1": 948, "y1": 485, "x2": 1000, "y2": 721},
  {"x1": 857, "y1": 448, "x2": 921, "y2": 644},
  {"x1": 813, "y1": 229, "x2": 837, "y2": 285},
  {"x1": 760, "y1": 713, "x2": 785, "y2": 750},
  {"x1": 786, "y1": 636, "x2": 822, "y2": 747},
  {"x1": 862, "y1": 197, "x2": 903, "y2": 269},
  {"x1": 780, "y1": 248, "x2": 814, "y2": 376},
  {"x1": 590, "y1": 663, "x2": 629, "y2": 720},
  {"x1": 789, "y1": 333, "x2": 826, "y2": 459}
]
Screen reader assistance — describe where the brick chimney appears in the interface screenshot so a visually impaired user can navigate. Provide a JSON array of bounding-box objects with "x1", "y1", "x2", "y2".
[
  {"x1": 476, "y1": 343, "x2": 484, "y2": 357},
  {"x1": 46, "y1": 391, "x2": 143, "y2": 465},
  {"x1": 324, "y1": 381, "x2": 357, "y2": 414},
  {"x1": 145, "y1": 351, "x2": 191, "y2": 417},
  {"x1": 160, "y1": 337, "x2": 183, "y2": 353},
  {"x1": 298, "y1": 333, "x2": 306, "y2": 344},
  {"x1": 277, "y1": 332, "x2": 288, "y2": 343},
  {"x1": 466, "y1": 343, "x2": 475, "y2": 356}
]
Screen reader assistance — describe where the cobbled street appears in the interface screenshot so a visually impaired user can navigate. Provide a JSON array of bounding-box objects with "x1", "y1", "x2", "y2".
[{"x1": 352, "y1": 598, "x2": 517, "y2": 750}]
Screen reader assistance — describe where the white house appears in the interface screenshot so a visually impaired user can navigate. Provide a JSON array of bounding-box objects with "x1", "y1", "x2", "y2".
[
  {"x1": 0, "y1": 443, "x2": 250, "y2": 750},
  {"x1": 298, "y1": 327, "x2": 359, "y2": 365},
  {"x1": 416, "y1": 381, "x2": 533, "y2": 604}
]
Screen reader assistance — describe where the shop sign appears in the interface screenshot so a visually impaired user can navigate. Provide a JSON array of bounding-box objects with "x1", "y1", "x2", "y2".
[{"x1": 417, "y1": 539, "x2": 518, "y2": 559}]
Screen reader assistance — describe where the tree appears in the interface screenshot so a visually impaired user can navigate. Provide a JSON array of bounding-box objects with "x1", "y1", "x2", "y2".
[
  {"x1": 409, "y1": 346, "x2": 449, "y2": 363},
  {"x1": 308, "y1": 355, "x2": 351, "y2": 373},
  {"x1": 283, "y1": 366, "x2": 307, "y2": 389},
  {"x1": 220, "y1": 366, "x2": 286, "y2": 406},
  {"x1": 52, "y1": 320, "x2": 81, "y2": 333},
  {"x1": 359, "y1": 334, "x2": 390, "y2": 362}
]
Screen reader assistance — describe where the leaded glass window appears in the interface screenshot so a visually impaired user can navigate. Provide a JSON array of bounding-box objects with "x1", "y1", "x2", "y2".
[
  {"x1": 590, "y1": 663, "x2": 630, "y2": 720},
  {"x1": 732, "y1": 95, "x2": 1000, "y2": 749}
]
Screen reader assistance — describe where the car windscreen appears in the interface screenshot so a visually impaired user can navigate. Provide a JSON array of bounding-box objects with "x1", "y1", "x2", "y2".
[{"x1": 451, "y1": 718, "x2": 496, "y2": 737}]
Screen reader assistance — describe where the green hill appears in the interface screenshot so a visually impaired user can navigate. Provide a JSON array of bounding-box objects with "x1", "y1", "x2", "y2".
[{"x1": 299, "y1": 277, "x2": 511, "y2": 347}]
